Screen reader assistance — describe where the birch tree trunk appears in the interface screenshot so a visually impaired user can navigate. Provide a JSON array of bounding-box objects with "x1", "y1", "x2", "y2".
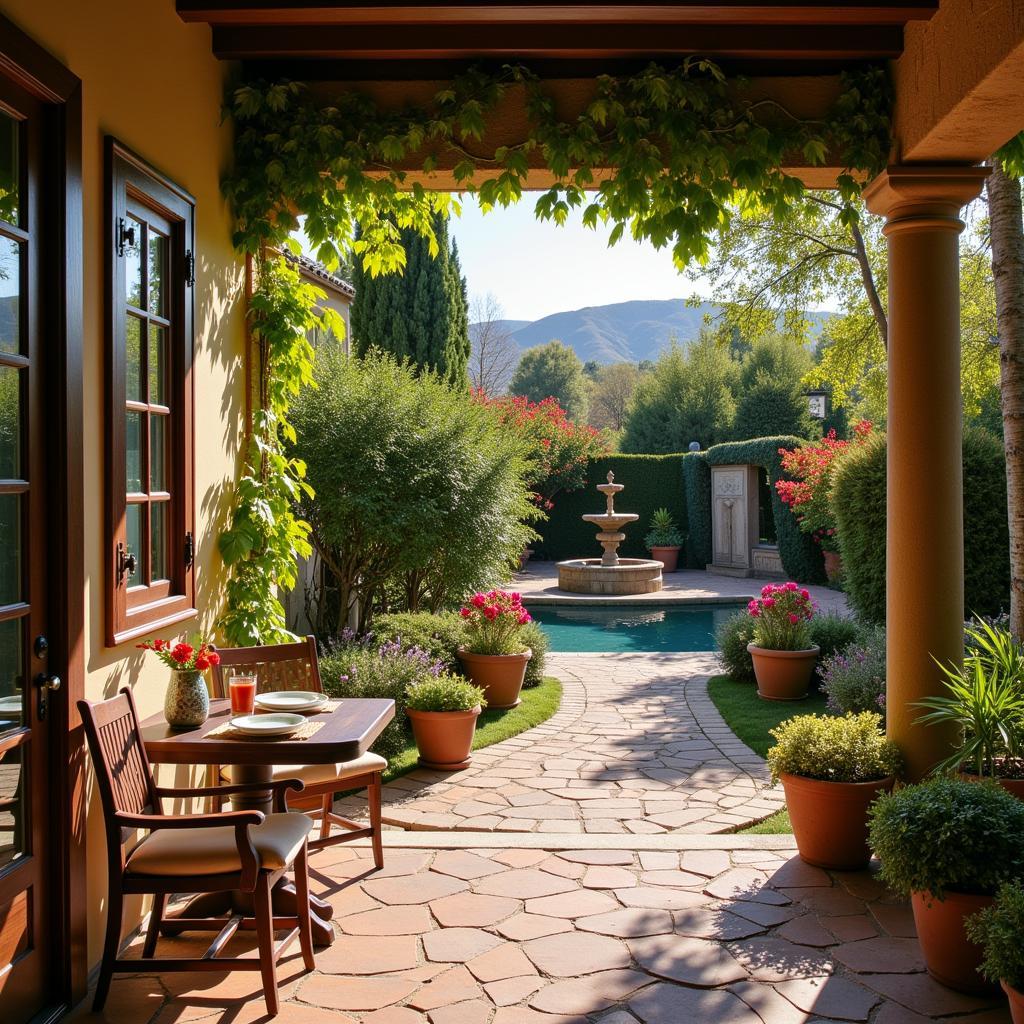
[{"x1": 987, "y1": 162, "x2": 1024, "y2": 636}]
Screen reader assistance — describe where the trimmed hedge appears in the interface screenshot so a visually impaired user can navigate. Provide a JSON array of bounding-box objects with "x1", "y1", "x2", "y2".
[
  {"x1": 533, "y1": 440, "x2": 821, "y2": 580},
  {"x1": 532, "y1": 454, "x2": 690, "y2": 562},
  {"x1": 832, "y1": 427, "x2": 1010, "y2": 624},
  {"x1": 700, "y1": 436, "x2": 826, "y2": 585}
]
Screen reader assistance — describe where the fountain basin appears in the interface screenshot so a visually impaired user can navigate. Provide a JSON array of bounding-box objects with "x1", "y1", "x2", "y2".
[{"x1": 557, "y1": 558, "x2": 664, "y2": 595}]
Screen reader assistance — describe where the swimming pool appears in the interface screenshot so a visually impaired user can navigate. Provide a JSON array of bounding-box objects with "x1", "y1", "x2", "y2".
[{"x1": 528, "y1": 603, "x2": 742, "y2": 653}]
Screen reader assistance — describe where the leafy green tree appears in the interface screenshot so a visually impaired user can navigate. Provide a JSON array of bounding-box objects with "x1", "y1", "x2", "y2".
[
  {"x1": 509, "y1": 339, "x2": 589, "y2": 421},
  {"x1": 589, "y1": 362, "x2": 642, "y2": 432},
  {"x1": 734, "y1": 371, "x2": 816, "y2": 441},
  {"x1": 620, "y1": 337, "x2": 737, "y2": 453},
  {"x1": 350, "y1": 210, "x2": 470, "y2": 386},
  {"x1": 291, "y1": 349, "x2": 535, "y2": 634},
  {"x1": 733, "y1": 334, "x2": 817, "y2": 439},
  {"x1": 696, "y1": 192, "x2": 999, "y2": 422}
]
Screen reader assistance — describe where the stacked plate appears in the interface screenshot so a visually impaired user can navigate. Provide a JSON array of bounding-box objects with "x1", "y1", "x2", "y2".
[
  {"x1": 230, "y1": 712, "x2": 305, "y2": 737},
  {"x1": 254, "y1": 690, "x2": 328, "y2": 713}
]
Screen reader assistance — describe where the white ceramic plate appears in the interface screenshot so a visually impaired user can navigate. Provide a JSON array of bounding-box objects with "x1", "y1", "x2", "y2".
[
  {"x1": 254, "y1": 691, "x2": 327, "y2": 712},
  {"x1": 231, "y1": 713, "x2": 305, "y2": 737},
  {"x1": 0, "y1": 696, "x2": 22, "y2": 715}
]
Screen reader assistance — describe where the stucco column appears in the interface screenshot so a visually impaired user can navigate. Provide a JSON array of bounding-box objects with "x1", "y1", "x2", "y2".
[{"x1": 863, "y1": 165, "x2": 989, "y2": 781}]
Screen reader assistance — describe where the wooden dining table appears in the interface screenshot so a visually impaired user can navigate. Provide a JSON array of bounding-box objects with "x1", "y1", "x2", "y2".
[{"x1": 140, "y1": 696, "x2": 395, "y2": 946}]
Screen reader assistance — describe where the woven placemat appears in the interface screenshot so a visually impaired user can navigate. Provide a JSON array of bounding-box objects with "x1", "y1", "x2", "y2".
[{"x1": 207, "y1": 719, "x2": 327, "y2": 742}]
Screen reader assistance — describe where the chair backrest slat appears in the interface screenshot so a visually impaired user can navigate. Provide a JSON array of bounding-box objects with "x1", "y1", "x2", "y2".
[
  {"x1": 210, "y1": 636, "x2": 322, "y2": 699},
  {"x1": 78, "y1": 688, "x2": 159, "y2": 842}
]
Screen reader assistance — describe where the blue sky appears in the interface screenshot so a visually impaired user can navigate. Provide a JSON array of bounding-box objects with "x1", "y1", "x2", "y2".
[{"x1": 449, "y1": 194, "x2": 713, "y2": 323}]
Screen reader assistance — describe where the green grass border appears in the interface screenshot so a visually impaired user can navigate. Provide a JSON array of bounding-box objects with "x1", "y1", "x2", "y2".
[
  {"x1": 706, "y1": 673, "x2": 829, "y2": 834},
  {"x1": 382, "y1": 676, "x2": 562, "y2": 784}
]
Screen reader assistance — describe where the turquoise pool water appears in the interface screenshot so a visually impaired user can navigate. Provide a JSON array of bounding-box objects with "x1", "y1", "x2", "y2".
[{"x1": 529, "y1": 603, "x2": 741, "y2": 653}]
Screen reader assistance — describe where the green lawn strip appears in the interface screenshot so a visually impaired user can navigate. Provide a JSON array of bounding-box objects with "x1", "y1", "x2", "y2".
[
  {"x1": 381, "y1": 676, "x2": 562, "y2": 784},
  {"x1": 706, "y1": 673, "x2": 829, "y2": 835}
]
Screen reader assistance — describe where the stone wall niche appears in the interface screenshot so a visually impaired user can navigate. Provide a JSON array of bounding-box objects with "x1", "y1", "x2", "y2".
[{"x1": 709, "y1": 464, "x2": 782, "y2": 578}]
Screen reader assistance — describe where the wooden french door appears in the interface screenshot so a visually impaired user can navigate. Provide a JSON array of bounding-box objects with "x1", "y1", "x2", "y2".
[{"x1": 0, "y1": 73, "x2": 56, "y2": 1022}]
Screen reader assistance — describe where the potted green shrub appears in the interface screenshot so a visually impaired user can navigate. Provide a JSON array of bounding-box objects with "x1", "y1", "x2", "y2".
[
  {"x1": 916, "y1": 620, "x2": 1024, "y2": 799},
  {"x1": 644, "y1": 507, "x2": 684, "y2": 572},
  {"x1": 868, "y1": 777, "x2": 1024, "y2": 994},
  {"x1": 767, "y1": 712, "x2": 901, "y2": 869},
  {"x1": 746, "y1": 582, "x2": 820, "y2": 700},
  {"x1": 406, "y1": 674, "x2": 487, "y2": 771},
  {"x1": 457, "y1": 590, "x2": 533, "y2": 709},
  {"x1": 966, "y1": 881, "x2": 1024, "y2": 1022}
]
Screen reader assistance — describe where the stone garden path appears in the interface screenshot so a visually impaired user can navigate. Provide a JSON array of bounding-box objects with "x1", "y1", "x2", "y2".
[
  {"x1": 335, "y1": 653, "x2": 786, "y2": 835},
  {"x1": 80, "y1": 836, "x2": 1011, "y2": 1024}
]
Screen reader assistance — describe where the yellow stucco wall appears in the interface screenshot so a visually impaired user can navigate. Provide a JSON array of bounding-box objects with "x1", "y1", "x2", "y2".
[{"x1": 2, "y1": 0, "x2": 246, "y2": 964}]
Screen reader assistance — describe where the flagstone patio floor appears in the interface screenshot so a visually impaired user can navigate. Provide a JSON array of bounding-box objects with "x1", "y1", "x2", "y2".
[
  {"x1": 336, "y1": 652, "x2": 787, "y2": 835},
  {"x1": 74, "y1": 835, "x2": 1011, "y2": 1024}
]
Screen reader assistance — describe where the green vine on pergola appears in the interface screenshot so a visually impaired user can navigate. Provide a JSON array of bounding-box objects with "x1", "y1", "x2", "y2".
[{"x1": 217, "y1": 59, "x2": 892, "y2": 646}]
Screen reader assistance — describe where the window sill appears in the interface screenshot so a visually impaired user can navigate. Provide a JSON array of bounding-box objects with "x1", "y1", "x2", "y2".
[{"x1": 109, "y1": 602, "x2": 198, "y2": 648}]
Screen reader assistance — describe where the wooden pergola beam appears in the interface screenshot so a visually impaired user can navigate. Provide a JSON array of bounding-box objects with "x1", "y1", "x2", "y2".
[
  {"x1": 211, "y1": 22, "x2": 904, "y2": 60},
  {"x1": 179, "y1": 1, "x2": 938, "y2": 27}
]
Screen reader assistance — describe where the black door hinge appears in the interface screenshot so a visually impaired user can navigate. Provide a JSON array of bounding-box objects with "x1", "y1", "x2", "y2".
[
  {"x1": 184, "y1": 531, "x2": 194, "y2": 569},
  {"x1": 184, "y1": 250, "x2": 195, "y2": 287},
  {"x1": 117, "y1": 217, "x2": 136, "y2": 258}
]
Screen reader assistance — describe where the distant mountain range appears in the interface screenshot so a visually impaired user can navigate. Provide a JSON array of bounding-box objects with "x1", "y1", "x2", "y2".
[{"x1": 471, "y1": 298, "x2": 831, "y2": 367}]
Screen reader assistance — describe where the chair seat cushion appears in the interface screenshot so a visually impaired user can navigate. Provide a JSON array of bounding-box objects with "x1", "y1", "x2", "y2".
[
  {"x1": 219, "y1": 751, "x2": 387, "y2": 787},
  {"x1": 126, "y1": 812, "x2": 311, "y2": 876}
]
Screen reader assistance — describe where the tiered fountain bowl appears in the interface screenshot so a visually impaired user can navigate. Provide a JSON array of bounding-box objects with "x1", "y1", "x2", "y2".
[{"x1": 557, "y1": 472, "x2": 664, "y2": 595}]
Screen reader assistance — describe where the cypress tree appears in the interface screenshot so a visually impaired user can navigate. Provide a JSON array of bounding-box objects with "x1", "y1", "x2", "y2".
[{"x1": 350, "y1": 211, "x2": 469, "y2": 386}]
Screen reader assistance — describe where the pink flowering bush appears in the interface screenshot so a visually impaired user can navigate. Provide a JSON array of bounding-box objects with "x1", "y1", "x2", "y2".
[
  {"x1": 473, "y1": 392, "x2": 608, "y2": 511},
  {"x1": 460, "y1": 590, "x2": 533, "y2": 656},
  {"x1": 775, "y1": 421, "x2": 872, "y2": 553},
  {"x1": 748, "y1": 582, "x2": 817, "y2": 651}
]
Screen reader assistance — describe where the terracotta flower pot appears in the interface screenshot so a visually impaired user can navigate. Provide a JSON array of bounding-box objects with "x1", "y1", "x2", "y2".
[
  {"x1": 960, "y1": 771, "x2": 1024, "y2": 801},
  {"x1": 650, "y1": 545, "x2": 681, "y2": 572},
  {"x1": 407, "y1": 706, "x2": 481, "y2": 771},
  {"x1": 458, "y1": 648, "x2": 532, "y2": 709},
  {"x1": 1002, "y1": 981, "x2": 1024, "y2": 1024},
  {"x1": 823, "y1": 549, "x2": 843, "y2": 582},
  {"x1": 747, "y1": 644, "x2": 820, "y2": 701},
  {"x1": 519, "y1": 547, "x2": 535, "y2": 570},
  {"x1": 910, "y1": 890, "x2": 998, "y2": 994},
  {"x1": 781, "y1": 773, "x2": 895, "y2": 870}
]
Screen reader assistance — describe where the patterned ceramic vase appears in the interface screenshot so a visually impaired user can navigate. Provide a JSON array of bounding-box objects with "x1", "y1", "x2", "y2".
[{"x1": 164, "y1": 669, "x2": 209, "y2": 729}]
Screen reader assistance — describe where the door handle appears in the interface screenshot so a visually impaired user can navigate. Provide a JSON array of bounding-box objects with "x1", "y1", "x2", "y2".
[{"x1": 34, "y1": 674, "x2": 61, "y2": 721}]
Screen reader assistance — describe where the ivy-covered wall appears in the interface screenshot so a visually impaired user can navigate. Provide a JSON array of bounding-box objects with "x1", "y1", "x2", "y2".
[
  {"x1": 690, "y1": 436, "x2": 827, "y2": 584},
  {"x1": 532, "y1": 454, "x2": 690, "y2": 561}
]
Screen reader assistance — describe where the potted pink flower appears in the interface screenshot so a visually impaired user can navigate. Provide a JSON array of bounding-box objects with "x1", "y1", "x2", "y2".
[
  {"x1": 746, "y1": 582, "x2": 819, "y2": 701},
  {"x1": 457, "y1": 590, "x2": 533, "y2": 709}
]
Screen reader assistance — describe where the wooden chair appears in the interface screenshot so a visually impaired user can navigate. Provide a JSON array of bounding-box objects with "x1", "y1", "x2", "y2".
[
  {"x1": 78, "y1": 687, "x2": 315, "y2": 1017},
  {"x1": 210, "y1": 636, "x2": 385, "y2": 867}
]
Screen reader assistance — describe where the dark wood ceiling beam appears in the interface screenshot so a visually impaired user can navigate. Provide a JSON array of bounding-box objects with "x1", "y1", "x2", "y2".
[
  {"x1": 180, "y1": 1, "x2": 938, "y2": 27},
  {"x1": 211, "y1": 23, "x2": 905, "y2": 60}
]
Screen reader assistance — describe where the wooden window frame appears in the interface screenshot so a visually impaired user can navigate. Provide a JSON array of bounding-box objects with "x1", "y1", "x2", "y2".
[{"x1": 105, "y1": 139, "x2": 195, "y2": 646}]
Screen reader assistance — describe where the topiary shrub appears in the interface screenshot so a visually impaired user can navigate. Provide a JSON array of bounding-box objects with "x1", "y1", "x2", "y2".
[
  {"x1": 832, "y1": 428, "x2": 1011, "y2": 624},
  {"x1": 810, "y1": 613, "x2": 867, "y2": 665},
  {"x1": 532, "y1": 453, "x2": 689, "y2": 561},
  {"x1": 868, "y1": 778, "x2": 1024, "y2": 898},
  {"x1": 966, "y1": 881, "x2": 1024, "y2": 990},
  {"x1": 962, "y1": 427, "x2": 1011, "y2": 619},
  {"x1": 766, "y1": 712, "x2": 902, "y2": 784},
  {"x1": 716, "y1": 609, "x2": 757, "y2": 683},
  {"x1": 520, "y1": 620, "x2": 549, "y2": 688}
]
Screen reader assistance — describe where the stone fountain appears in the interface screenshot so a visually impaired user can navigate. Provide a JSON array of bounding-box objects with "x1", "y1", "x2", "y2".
[{"x1": 557, "y1": 472, "x2": 664, "y2": 595}]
